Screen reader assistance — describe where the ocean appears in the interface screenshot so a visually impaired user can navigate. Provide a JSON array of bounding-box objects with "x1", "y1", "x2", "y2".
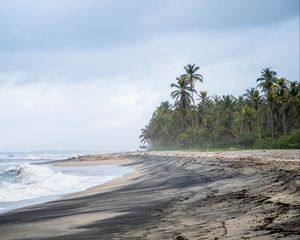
[{"x1": 0, "y1": 151, "x2": 132, "y2": 214}]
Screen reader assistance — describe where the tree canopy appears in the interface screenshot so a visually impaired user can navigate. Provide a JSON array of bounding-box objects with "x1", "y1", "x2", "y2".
[{"x1": 140, "y1": 65, "x2": 300, "y2": 149}]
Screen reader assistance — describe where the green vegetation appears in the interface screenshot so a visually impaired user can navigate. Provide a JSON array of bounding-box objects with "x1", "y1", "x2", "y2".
[{"x1": 140, "y1": 65, "x2": 300, "y2": 150}]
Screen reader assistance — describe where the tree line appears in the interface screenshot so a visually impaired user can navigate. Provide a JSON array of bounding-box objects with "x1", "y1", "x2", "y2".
[{"x1": 140, "y1": 64, "x2": 300, "y2": 149}]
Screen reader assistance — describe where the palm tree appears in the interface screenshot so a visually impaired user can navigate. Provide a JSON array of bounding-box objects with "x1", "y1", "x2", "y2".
[
  {"x1": 181, "y1": 64, "x2": 204, "y2": 103},
  {"x1": 234, "y1": 105, "x2": 255, "y2": 135},
  {"x1": 170, "y1": 77, "x2": 194, "y2": 128},
  {"x1": 212, "y1": 95, "x2": 221, "y2": 104},
  {"x1": 274, "y1": 78, "x2": 288, "y2": 136},
  {"x1": 195, "y1": 91, "x2": 209, "y2": 127},
  {"x1": 244, "y1": 88, "x2": 263, "y2": 139},
  {"x1": 257, "y1": 67, "x2": 277, "y2": 95},
  {"x1": 219, "y1": 95, "x2": 236, "y2": 123},
  {"x1": 139, "y1": 127, "x2": 149, "y2": 146},
  {"x1": 170, "y1": 77, "x2": 193, "y2": 111},
  {"x1": 214, "y1": 95, "x2": 236, "y2": 142},
  {"x1": 198, "y1": 91, "x2": 209, "y2": 104},
  {"x1": 140, "y1": 65, "x2": 299, "y2": 150},
  {"x1": 181, "y1": 64, "x2": 203, "y2": 128},
  {"x1": 157, "y1": 101, "x2": 173, "y2": 114},
  {"x1": 257, "y1": 67, "x2": 277, "y2": 139},
  {"x1": 287, "y1": 81, "x2": 300, "y2": 127},
  {"x1": 139, "y1": 101, "x2": 173, "y2": 148}
]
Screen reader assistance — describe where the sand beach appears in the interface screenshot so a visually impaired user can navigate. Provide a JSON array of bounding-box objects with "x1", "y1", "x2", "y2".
[{"x1": 0, "y1": 150, "x2": 299, "y2": 240}]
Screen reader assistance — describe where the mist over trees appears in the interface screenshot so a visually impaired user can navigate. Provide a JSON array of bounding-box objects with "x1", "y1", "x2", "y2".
[{"x1": 140, "y1": 65, "x2": 300, "y2": 149}]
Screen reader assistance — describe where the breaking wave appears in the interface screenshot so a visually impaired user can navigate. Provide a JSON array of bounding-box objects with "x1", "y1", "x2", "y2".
[{"x1": 0, "y1": 163, "x2": 113, "y2": 202}]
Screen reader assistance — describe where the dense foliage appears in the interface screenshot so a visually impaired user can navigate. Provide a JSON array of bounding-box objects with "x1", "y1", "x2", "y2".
[{"x1": 140, "y1": 64, "x2": 300, "y2": 149}]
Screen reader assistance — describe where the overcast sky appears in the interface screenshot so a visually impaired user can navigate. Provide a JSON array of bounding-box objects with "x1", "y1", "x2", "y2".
[{"x1": 0, "y1": 0, "x2": 299, "y2": 152}]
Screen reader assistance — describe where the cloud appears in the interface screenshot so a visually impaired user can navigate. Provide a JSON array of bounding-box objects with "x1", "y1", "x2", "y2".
[
  {"x1": 0, "y1": 0, "x2": 298, "y2": 151},
  {"x1": 140, "y1": 0, "x2": 299, "y2": 31},
  {"x1": 0, "y1": 79, "x2": 163, "y2": 151},
  {"x1": 0, "y1": 0, "x2": 298, "y2": 50}
]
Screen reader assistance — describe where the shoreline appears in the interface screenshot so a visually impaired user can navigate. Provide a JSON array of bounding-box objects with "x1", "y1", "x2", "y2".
[
  {"x1": 0, "y1": 149, "x2": 299, "y2": 239},
  {"x1": 0, "y1": 155, "x2": 136, "y2": 215}
]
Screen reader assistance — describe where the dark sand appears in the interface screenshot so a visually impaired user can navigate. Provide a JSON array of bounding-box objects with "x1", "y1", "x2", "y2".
[{"x1": 0, "y1": 150, "x2": 299, "y2": 240}]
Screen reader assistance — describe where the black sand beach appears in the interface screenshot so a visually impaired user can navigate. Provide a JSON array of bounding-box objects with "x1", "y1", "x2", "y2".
[{"x1": 0, "y1": 150, "x2": 299, "y2": 240}]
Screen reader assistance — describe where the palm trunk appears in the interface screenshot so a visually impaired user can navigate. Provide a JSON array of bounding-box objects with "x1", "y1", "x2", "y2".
[
  {"x1": 256, "y1": 110, "x2": 261, "y2": 140},
  {"x1": 270, "y1": 108, "x2": 274, "y2": 140},
  {"x1": 194, "y1": 111, "x2": 199, "y2": 128},
  {"x1": 282, "y1": 106, "x2": 287, "y2": 136},
  {"x1": 191, "y1": 91, "x2": 199, "y2": 129},
  {"x1": 267, "y1": 105, "x2": 270, "y2": 133}
]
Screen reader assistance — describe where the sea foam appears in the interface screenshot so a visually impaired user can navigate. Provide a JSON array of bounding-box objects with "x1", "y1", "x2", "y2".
[{"x1": 0, "y1": 163, "x2": 113, "y2": 202}]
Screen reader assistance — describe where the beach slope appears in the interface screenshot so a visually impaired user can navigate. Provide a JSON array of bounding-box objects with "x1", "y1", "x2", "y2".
[{"x1": 0, "y1": 150, "x2": 299, "y2": 239}]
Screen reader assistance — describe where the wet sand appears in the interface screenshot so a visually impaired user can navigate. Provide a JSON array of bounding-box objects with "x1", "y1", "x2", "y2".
[{"x1": 0, "y1": 150, "x2": 299, "y2": 239}]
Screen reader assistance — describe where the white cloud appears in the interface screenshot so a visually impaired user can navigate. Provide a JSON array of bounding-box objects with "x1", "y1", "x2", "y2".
[
  {"x1": 0, "y1": 79, "x2": 163, "y2": 151},
  {"x1": 0, "y1": 2, "x2": 298, "y2": 151}
]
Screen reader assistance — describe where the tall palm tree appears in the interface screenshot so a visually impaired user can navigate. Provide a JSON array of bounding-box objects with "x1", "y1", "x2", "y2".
[
  {"x1": 287, "y1": 81, "x2": 300, "y2": 127},
  {"x1": 257, "y1": 67, "x2": 277, "y2": 139},
  {"x1": 245, "y1": 88, "x2": 263, "y2": 139},
  {"x1": 274, "y1": 78, "x2": 288, "y2": 136},
  {"x1": 181, "y1": 64, "x2": 203, "y2": 128},
  {"x1": 181, "y1": 64, "x2": 203, "y2": 103},
  {"x1": 170, "y1": 77, "x2": 193, "y2": 130},
  {"x1": 196, "y1": 91, "x2": 210, "y2": 127}
]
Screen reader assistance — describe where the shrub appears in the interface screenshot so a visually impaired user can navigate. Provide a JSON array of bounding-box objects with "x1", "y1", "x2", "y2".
[{"x1": 273, "y1": 129, "x2": 300, "y2": 149}]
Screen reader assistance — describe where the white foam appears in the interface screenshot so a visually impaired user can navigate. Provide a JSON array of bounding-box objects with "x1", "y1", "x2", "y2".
[{"x1": 0, "y1": 163, "x2": 114, "y2": 202}]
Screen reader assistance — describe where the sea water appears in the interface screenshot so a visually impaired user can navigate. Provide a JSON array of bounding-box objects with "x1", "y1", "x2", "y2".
[{"x1": 0, "y1": 152, "x2": 132, "y2": 214}]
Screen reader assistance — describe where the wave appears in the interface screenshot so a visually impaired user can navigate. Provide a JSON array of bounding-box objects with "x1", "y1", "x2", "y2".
[
  {"x1": 0, "y1": 152, "x2": 78, "y2": 162},
  {"x1": 0, "y1": 163, "x2": 112, "y2": 202}
]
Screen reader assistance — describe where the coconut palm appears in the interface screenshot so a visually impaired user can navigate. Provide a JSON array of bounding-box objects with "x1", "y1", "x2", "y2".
[
  {"x1": 245, "y1": 88, "x2": 263, "y2": 138},
  {"x1": 274, "y1": 78, "x2": 289, "y2": 135},
  {"x1": 181, "y1": 64, "x2": 203, "y2": 103},
  {"x1": 214, "y1": 95, "x2": 236, "y2": 142},
  {"x1": 140, "y1": 65, "x2": 300, "y2": 150},
  {"x1": 170, "y1": 77, "x2": 194, "y2": 111},
  {"x1": 287, "y1": 81, "x2": 300, "y2": 127},
  {"x1": 198, "y1": 91, "x2": 209, "y2": 104},
  {"x1": 180, "y1": 64, "x2": 204, "y2": 128},
  {"x1": 170, "y1": 77, "x2": 194, "y2": 129},
  {"x1": 234, "y1": 106, "x2": 256, "y2": 135},
  {"x1": 257, "y1": 67, "x2": 277, "y2": 138},
  {"x1": 257, "y1": 67, "x2": 277, "y2": 95}
]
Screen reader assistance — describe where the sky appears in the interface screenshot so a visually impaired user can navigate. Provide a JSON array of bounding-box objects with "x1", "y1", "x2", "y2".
[{"x1": 0, "y1": 0, "x2": 299, "y2": 152}]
